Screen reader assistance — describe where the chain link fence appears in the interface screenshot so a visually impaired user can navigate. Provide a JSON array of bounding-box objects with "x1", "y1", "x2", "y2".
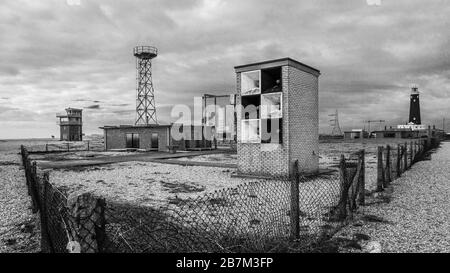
[
  {"x1": 26, "y1": 140, "x2": 104, "y2": 153},
  {"x1": 20, "y1": 145, "x2": 373, "y2": 253},
  {"x1": 376, "y1": 138, "x2": 440, "y2": 192}
]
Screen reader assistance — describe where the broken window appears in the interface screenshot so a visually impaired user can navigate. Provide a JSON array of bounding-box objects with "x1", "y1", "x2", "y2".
[
  {"x1": 241, "y1": 70, "x2": 261, "y2": 96},
  {"x1": 241, "y1": 95, "x2": 260, "y2": 120},
  {"x1": 261, "y1": 67, "x2": 282, "y2": 94},
  {"x1": 261, "y1": 92, "x2": 282, "y2": 119}
]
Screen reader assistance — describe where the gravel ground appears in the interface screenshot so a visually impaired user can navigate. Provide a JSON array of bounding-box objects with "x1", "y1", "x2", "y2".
[
  {"x1": 330, "y1": 142, "x2": 450, "y2": 253},
  {"x1": 0, "y1": 152, "x2": 40, "y2": 253},
  {"x1": 50, "y1": 162, "x2": 250, "y2": 207},
  {"x1": 169, "y1": 153, "x2": 238, "y2": 165}
]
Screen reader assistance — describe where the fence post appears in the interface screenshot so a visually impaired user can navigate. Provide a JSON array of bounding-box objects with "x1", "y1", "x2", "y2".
[
  {"x1": 409, "y1": 141, "x2": 413, "y2": 166},
  {"x1": 22, "y1": 147, "x2": 31, "y2": 194},
  {"x1": 67, "y1": 143, "x2": 70, "y2": 152},
  {"x1": 66, "y1": 192, "x2": 106, "y2": 253},
  {"x1": 40, "y1": 172, "x2": 55, "y2": 253},
  {"x1": 376, "y1": 146, "x2": 384, "y2": 192},
  {"x1": 357, "y1": 150, "x2": 365, "y2": 206},
  {"x1": 396, "y1": 145, "x2": 401, "y2": 177},
  {"x1": 403, "y1": 143, "x2": 408, "y2": 170},
  {"x1": 385, "y1": 145, "x2": 391, "y2": 186},
  {"x1": 413, "y1": 141, "x2": 417, "y2": 161},
  {"x1": 30, "y1": 162, "x2": 39, "y2": 213},
  {"x1": 290, "y1": 160, "x2": 300, "y2": 240},
  {"x1": 87, "y1": 141, "x2": 90, "y2": 151},
  {"x1": 349, "y1": 151, "x2": 363, "y2": 213},
  {"x1": 335, "y1": 155, "x2": 349, "y2": 220}
]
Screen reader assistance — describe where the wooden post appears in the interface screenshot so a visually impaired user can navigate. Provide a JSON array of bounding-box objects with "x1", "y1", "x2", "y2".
[
  {"x1": 385, "y1": 145, "x2": 391, "y2": 186},
  {"x1": 357, "y1": 150, "x2": 365, "y2": 206},
  {"x1": 67, "y1": 192, "x2": 106, "y2": 253},
  {"x1": 46, "y1": 144, "x2": 48, "y2": 153},
  {"x1": 335, "y1": 155, "x2": 349, "y2": 220},
  {"x1": 67, "y1": 142, "x2": 70, "y2": 152},
  {"x1": 396, "y1": 145, "x2": 401, "y2": 177},
  {"x1": 290, "y1": 160, "x2": 300, "y2": 240},
  {"x1": 409, "y1": 141, "x2": 413, "y2": 166},
  {"x1": 30, "y1": 162, "x2": 39, "y2": 213},
  {"x1": 40, "y1": 172, "x2": 54, "y2": 253},
  {"x1": 376, "y1": 146, "x2": 384, "y2": 192},
  {"x1": 87, "y1": 141, "x2": 90, "y2": 151},
  {"x1": 349, "y1": 151, "x2": 363, "y2": 213},
  {"x1": 403, "y1": 143, "x2": 408, "y2": 170}
]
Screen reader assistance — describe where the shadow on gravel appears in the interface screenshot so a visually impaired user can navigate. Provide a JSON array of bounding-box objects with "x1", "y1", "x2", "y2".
[{"x1": 361, "y1": 214, "x2": 392, "y2": 224}]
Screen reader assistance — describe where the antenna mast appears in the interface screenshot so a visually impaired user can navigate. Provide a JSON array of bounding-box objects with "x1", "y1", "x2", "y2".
[
  {"x1": 134, "y1": 46, "x2": 158, "y2": 125},
  {"x1": 329, "y1": 110, "x2": 343, "y2": 136}
]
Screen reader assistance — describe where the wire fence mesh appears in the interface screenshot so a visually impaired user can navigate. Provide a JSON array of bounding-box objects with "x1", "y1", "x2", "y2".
[
  {"x1": 101, "y1": 176, "x2": 344, "y2": 253},
  {"x1": 376, "y1": 138, "x2": 439, "y2": 192},
  {"x1": 25, "y1": 140, "x2": 104, "y2": 153}
]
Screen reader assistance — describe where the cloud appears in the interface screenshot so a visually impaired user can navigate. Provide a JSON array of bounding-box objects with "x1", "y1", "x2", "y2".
[
  {"x1": 0, "y1": 0, "x2": 449, "y2": 138},
  {"x1": 85, "y1": 104, "x2": 101, "y2": 109}
]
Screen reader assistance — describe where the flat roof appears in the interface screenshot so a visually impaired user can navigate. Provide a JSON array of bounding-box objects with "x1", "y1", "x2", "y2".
[
  {"x1": 234, "y1": 57, "x2": 320, "y2": 76},
  {"x1": 100, "y1": 124, "x2": 171, "y2": 130}
]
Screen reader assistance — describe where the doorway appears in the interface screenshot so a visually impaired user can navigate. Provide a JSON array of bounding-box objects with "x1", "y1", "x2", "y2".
[{"x1": 151, "y1": 133, "x2": 159, "y2": 150}]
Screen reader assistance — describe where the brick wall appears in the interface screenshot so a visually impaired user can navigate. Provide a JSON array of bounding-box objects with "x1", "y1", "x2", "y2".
[{"x1": 287, "y1": 66, "x2": 319, "y2": 175}]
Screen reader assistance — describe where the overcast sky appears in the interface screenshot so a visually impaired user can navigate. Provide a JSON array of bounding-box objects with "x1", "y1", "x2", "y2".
[{"x1": 0, "y1": 0, "x2": 449, "y2": 139}]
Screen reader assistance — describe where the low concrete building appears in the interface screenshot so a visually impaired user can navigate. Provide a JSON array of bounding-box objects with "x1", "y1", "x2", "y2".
[
  {"x1": 100, "y1": 125, "x2": 171, "y2": 151},
  {"x1": 100, "y1": 124, "x2": 215, "y2": 152},
  {"x1": 344, "y1": 129, "x2": 368, "y2": 140},
  {"x1": 372, "y1": 129, "x2": 417, "y2": 139},
  {"x1": 373, "y1": 125, "x2": 441, "y2": 139}
]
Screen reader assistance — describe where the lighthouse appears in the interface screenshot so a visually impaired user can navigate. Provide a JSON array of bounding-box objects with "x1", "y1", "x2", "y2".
[{"x1": 409, "y1": 86, "x2": 421, "y2": 125}]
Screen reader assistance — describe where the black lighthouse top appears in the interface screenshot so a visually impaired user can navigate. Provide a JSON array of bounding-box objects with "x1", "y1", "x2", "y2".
[{"x1": 409, "y1": 86, "x2": 421, "y2": 125}]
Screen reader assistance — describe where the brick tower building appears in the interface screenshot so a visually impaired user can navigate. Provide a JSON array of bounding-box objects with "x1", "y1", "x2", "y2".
[{"x1": 234, "y1": 58, "x2": 320, "y2": 178}]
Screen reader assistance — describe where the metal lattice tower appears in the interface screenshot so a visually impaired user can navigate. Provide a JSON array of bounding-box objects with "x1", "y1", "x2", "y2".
[
  {"x1": 134, "y1": 46, "x2": 158, "y2": 125},
  {"x1": 329, "y1": 109, "x2": 343, "y2": 136}
]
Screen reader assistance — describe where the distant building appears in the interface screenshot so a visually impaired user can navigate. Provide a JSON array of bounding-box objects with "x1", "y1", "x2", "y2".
[
  {"x1": 409, "y1": 86, "x2": 421, "y2": 124},
  {"x1": 445, "y1": 133, "x2": 450, "y2": 141},
  {"x1": 372, "y1": 127, "x2": 421, "y2": 139},
  {"x1": 373, "y1": 125, "x2": 444, "y2": 139},
  {"x1": 372, "y1": 86, "x2": 442, "y2": 139},
  {"x1": 344, "y1": 129, "x2": 369, "y2": 140},
  {"x1": 57, "y1": 108, "x2": 83, "y2": 141}
]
